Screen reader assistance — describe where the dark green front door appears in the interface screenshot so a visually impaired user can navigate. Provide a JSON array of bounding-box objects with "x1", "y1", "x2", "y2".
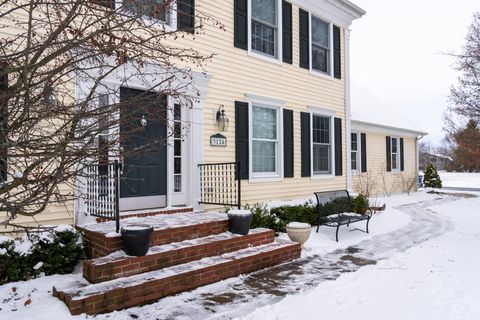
[{"x1": 119, "y1": 87, "x2": 167, "y2": 210}]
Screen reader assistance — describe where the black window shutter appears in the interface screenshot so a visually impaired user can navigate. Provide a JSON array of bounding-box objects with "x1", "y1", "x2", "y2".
[
  {"x1": 334, "y1": 118, "x2": 342, "y2": 176},
  {"x1": 177, "y1": 0, "x2": 195, "y2": 33},
  {"x1": 299, "y1": 9, "x2": 310, "y2": 69},
  {"x1": 333, "y1": 25, "x2": 341, "y2": 79},
  {"x1": 386, "y1": 136, "x2": 392, "y2": 172},
  {"x1": 0, "y1": 67, "x2": 7, "y2": 182},
  {"x1": 300, "y1": 112, "x2": 311, "y2": 177},
  {"x1": 360, "y1": 133, "x2": 367, "y2": 173},
  {"x1": 234, "y1": 0, "x2": 248, "y2": 50},
  {"x1": 400, "y1": 138, "x2": 405, "y2": 171},
  {"x1": 235, "y1": 101, "x2": 249, "y2": 179},
  {"x1": 283, "y1": 109, "x2": 294, "y2": 177},
  {"x1": 282, "y1": 1, "x2": 293, "y2": 64}
]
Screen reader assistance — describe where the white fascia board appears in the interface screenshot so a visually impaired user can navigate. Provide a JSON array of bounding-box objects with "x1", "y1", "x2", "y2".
[
  {"x1": 293, "y1": 0, "x2": 366, "y2": 28},
  {"x1": 351, "y1": 119, "x2": 429, "y2": 138}
]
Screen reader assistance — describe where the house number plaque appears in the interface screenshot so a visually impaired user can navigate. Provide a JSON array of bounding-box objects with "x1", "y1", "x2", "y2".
[{"x1": 210, "y1": 133, "x2": 227, "y2": 147}]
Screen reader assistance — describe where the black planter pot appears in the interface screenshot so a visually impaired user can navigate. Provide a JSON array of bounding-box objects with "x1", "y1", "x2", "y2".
[
  {"x1": 121, "y1": 224, "x2": 154, "y2": 256},
  {"x1": 227, "y1": 210, "x2": 253, "y2": 235}
]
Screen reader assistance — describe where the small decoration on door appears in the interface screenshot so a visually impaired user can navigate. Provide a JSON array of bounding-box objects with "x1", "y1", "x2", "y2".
[
  {"x1": 140, "y1": 115, "x2": 148, "y2": 127},
  {"x1": 210, "y1": 133, "x2": 227, "y2": 147}
]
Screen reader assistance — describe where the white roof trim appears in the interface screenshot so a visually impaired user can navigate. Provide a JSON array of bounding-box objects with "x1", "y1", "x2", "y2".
[
  {"x1": 351, "y1": 119, "x2": 428, "y2": 138},
  {"x1": 294, "y1": 0, "x2": 366, "y2": 28}
]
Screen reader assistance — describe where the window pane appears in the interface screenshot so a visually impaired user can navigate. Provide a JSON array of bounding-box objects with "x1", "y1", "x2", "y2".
[
  {"x1": 174, "y1": 157, "x2": 181, "y2": 174},
  {"x1": 392, "y1": 155, "x2": 397, "y2": 170},
  {"x1": 174, "y1": 139, "x2": 181, "y2": 156},
  {"x1": 252, "y1": 140, "x2": 276, "y2": 173},
  {"x1": 312, "y1": 45, "x2": 329, "y2": 73},
  {"x1": 252, "y1": 0, "x2": 276, "y2": 25},
  {"x1": 392, "y1": 138, "x2": 398, "y2": 153},
  {"x1": 312, "y1": 116, "x2": 330, "y2": 143},
  {"x1": 313, "y1": 144, "x2": 330, "y2": 173},
  {"x1": 351, "y1": 133, "x2": 358, "y2": 151},
  {"x1": 351, "y1": 152, "x2": 357, "y2": 170},
  {"x1": 124, "y1": 0, "x2": 167, "y2": 21},
  {"x1": 312, "y1": 17, "x2": 329, "y2": 47},
  {"x1": 251, "y1": 21, "x2": 275, "y2": 56},
  {"x1": 253, "y1": 106, "x2": 277, "y2": 139}
]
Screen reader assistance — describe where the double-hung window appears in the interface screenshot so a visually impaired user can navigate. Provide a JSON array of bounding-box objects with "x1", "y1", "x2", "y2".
[
  {"x1": 251, "y1": 0, "x2": 278, "y2": 57},
  {"x1": 312, "y1": 115, "x2": 332, "y2": 175},
  {"x1": 124, "y1": 0, "x2": 170, "y2": 23},
  {"x1": 391, "y1": 137, "x2": 400, "y2": 171},
  {"x1": 311, "y1": 16, "x2": 330, "y2": 74},
  {"x1": 251, "y1": 105, "x2": 279, "y2": 177},
  {"x1": 351, "y1": 132, "x2": 360, "y2": 171}
]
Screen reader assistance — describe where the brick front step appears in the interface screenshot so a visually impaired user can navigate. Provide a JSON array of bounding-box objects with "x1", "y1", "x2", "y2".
[
  {"x1": 95, "y1": 207, "x2": 194, "y2": 223},
  {"x1": 83, "y1": 228, "x2": 275, "y2": 283},
  {"x1": 82, "y1": 212, "x2": 229, "y2": 258},
  {"x1": 54, "y1": 240, "x2": 301, "y2": 315}
]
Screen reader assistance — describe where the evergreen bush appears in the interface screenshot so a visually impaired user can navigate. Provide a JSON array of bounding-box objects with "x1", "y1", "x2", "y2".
[
  {"x1": 0, "y1": 225, "x2": 84, "y2": 284},
  {"x1": 424, "y1": 162, "x2": 443, "y2": 188}
]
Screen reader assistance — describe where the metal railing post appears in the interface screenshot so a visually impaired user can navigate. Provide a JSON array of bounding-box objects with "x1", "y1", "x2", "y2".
[
  {"x1": 236, "y1": 161, "x2": 241, "y2": 209},
  {"x1": 114, "y1": 160, "x2": 120, "y2": 233}
]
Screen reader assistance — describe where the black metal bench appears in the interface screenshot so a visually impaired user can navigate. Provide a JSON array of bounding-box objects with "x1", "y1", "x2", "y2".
[{"x1": 314, "y1": 190, "x2": 372, "y2": 242}]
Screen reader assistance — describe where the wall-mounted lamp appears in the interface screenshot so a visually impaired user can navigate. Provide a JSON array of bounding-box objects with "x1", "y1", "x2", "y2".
[{"x1": 216, "y1": 105, "x2": 229, "y2": 132}]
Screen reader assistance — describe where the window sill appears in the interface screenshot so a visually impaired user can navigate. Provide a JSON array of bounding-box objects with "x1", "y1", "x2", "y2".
[
  {"x1": 248, "y1": 51, "x2": 283, "y2": 65},
  {"x1": 309, "y1": 69, "x2": 336, "y2": 81},
  {"x1": 310, "y1": 173, "x2": 335, "y2": 180},
  {"x1": 249, "y1": 174, "x2": 283, "y2": 183}
]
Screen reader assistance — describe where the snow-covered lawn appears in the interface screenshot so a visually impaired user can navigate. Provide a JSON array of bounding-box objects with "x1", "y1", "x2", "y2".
[
  {"x1": 439, "y1": 171, "x2": 480, "y2": 189},
  {"x1": 1, "y1": 190, "x2": 479, "y2": 320}
]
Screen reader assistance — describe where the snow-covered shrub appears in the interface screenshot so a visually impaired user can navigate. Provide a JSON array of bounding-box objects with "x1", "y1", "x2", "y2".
[
  {"x1": 424, "y1": 163, "x2": 443, "y2": 188},
  {"x1": 0, "y1": 237, "x2": 34, "y2": 283},
  {"x1": 247, "y1": 204, "x2": 286, "y2": 234},
  {"x1": 0, "y1": 226, "x2": 84, "y2": 284}
]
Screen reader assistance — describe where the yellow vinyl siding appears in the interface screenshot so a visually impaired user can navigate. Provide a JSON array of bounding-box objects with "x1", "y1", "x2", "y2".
[
  {"x1": 191, "y1": 0, "x2": 347, "y2": 207},
  {"x1": 1, "y1": 0, "x2": 350, "y2": 220},
  {"x1": 353, "y1": 132, "x2": 418, "y2": 196}
]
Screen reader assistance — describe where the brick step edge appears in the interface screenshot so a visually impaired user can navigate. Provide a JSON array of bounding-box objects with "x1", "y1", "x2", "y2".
[
  {"x1": 83, "y1": 228, "x2": 275, "y2": 283},
  {"x1": 83, "y1": 217, "x2": 229, "y2": 259},
  {"x1": 95, "y1": 207, "x2": 194, "y2": 223},
  {"x1": 54, "y1": 240, "x2": 301, "y2": 316}
]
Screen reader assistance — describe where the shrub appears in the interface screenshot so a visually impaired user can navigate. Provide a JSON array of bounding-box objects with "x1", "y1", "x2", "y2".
[
  {"x1": 424, "y1": 162, "x2": 443, "y2": 188},
  {"x1": 352, "y1": 194, "x2": 369, "y2": 214},
  {"x1": 247, "y1": 195, "x2": 371, "y2": 232},
  {"x1": 0, "y1": 225, "x2": 84, "y2": 284}
]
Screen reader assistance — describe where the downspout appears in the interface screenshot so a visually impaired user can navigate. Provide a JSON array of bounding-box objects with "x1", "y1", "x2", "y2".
[
  {"x1": 345, "y1": 28, "x2": 353, "y2": 191},
  {"x1": 416, "y1": 134, "x2": 426, "y2": 189}
]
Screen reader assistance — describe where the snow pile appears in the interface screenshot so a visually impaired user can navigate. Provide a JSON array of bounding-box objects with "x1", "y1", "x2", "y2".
[{"x1": 286, "y1": 222, "x2": 311, "y2": 229}]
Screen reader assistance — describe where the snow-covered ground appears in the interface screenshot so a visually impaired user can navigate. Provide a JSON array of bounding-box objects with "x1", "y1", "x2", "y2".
[
  {"x1": 439, "y1": 171, "x2": 480, "y2": 189},
  {"x1": 1, "y1": 190, "x2": 479, "y2": 320}
]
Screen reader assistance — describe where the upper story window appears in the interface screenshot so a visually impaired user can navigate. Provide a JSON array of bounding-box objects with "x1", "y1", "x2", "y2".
[
  {"x1": 251, "y1": 104, "x2": 280, "y2": 177},
  {"x1": 251, "y1": 0, "x2": 278, "y2": 57},
  {"x1": 351, "y1": 132, "x2": 359, "y2": 171},
  {"x1": 391, "y1": 137, "x2": 399, "y2": 171},
  {"x1": 124, "y1": 0, "x2": 170, "y2": 23},
  {"x1": 312, "y1": 115, "x2": 332, "y2": 175},
  {"x1": 311, "y1": 16, "x2": 330, "y2": 74}
]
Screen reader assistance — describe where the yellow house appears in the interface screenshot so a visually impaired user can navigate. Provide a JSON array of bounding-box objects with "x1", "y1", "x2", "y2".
[
  {"x1": 349, "y1": 83, "x2": 428, "y2": 197},
  {"x1": 2, "y1": 0, "x2": 368, "y2": 229}
]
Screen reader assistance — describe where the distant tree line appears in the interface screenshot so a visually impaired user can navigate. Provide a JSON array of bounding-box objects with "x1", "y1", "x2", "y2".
[{"x1": 442, "y1": 11, "x2": 480, "y2": 172}]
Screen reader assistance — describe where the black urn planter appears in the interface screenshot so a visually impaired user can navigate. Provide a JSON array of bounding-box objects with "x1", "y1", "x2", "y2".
[
  {"x1": 121, "y1": 224, "x2": 154, "y2": 256},
  {"x1": 227, "y1": 210, "x2": 253, "y2": 235}
]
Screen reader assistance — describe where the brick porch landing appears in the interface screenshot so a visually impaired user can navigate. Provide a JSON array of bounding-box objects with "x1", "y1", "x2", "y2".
[{"x1": 56, "y1": 212, "x2": 301, "y2": 315}]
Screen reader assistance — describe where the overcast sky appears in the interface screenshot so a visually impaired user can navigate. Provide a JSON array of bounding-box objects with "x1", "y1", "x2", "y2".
[{"x1": 350, "y1": 0, "x2": 479, "y2": 144}]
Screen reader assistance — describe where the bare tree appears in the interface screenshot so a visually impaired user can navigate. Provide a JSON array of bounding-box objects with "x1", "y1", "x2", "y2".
[{"x1": 0, "y1": 0, "x2": 220, "y2": 226}]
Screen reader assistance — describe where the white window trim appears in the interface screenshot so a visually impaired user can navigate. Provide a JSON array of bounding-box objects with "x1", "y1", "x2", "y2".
[
  {"x1": 116, "y1": 0, "x2": 178, "y2": 32},
  {"x1": 308, "y1": 12, "x2": 335, "y2": 79},
  {"x1": 390, "y1": 136, "x2": 401, "y2": 173},
  {"x1": 351, "y1": 130, "x2": 361, "y2": 173},
  {"x1": 247, "y1": 0, "x2": 283, "y2": 64},
  {"x1": 310, "y1": 112, "x2": 335, "y2": 179},
  {"x1": 248, "y1": 101, "x2": 284, "y2": 182}
]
